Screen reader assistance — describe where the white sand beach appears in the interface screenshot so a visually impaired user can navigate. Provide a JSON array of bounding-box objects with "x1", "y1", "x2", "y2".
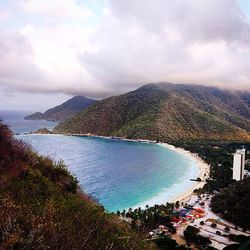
[{"x1": 159, "y1": 142, "x2": 210, "y2": 204}]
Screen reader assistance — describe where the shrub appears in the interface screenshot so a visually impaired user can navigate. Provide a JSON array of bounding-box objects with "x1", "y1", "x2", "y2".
[
  {"x1": 211, "y1": 223, "x2": 217, "y2": 228},
  {"x1": 183, "y1": 225, "x2": 200, "y2": 244},
  {"x1": 184, "y1": 226, "x2": 211, "y2": 246}
]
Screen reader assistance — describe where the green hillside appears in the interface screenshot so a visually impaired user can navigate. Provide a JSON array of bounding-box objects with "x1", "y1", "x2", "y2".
[
  {"x1": 55, "y1": 83, "x2": 250, "y2": 142},
  {"x1": 0, "y1": 123, "x2": 152, "y2": 249}
]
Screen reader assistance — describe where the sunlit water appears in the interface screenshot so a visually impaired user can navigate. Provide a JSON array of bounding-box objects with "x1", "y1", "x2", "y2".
[{"x1": 1, "y1": 110, "x2": 199, "y2": 212}]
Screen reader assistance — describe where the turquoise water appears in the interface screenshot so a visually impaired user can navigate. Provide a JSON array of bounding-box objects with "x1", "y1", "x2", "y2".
[
  {"x1": 18, "y1": 134, "x2": 199, "y2": 212},
  {"x1": 1, "y1": 110, "x2": 199, "y2": 212}
]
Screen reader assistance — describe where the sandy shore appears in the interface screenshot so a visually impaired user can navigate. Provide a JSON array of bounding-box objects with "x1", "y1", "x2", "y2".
[{"x1": 159, "y1": 142, "x2": 210, "y2": 204}]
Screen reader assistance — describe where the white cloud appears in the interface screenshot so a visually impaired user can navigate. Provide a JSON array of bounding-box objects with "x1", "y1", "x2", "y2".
[
  {"x1": 19, "y1": 23, "x2": 94, "y2": 86},
  {"x1": 80, "y1": 0, "x2": 250, "y2": 92},
  {"x1": 0, "y1": 0, "x2": 250, "y2": 109},
  {"x1": 19, "y1": 0, "x2": 93, "y2": 20},
  {"x1": 0, "y1": 1, "x2": 99, "y2": 97},
  {"x1": 0, "y1": 31, "x2": 44, "y2": 89},
  {"x1": 0, "y1": 9, "x2": 11, "y2": 20}
]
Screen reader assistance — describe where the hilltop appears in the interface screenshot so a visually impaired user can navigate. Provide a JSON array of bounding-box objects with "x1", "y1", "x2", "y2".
[
  {"x1": 25, "y1": 96, "x2": 96, "y2": 122},
  {"x1": 0, "y1": 123, "x2": 152, "y2": 249},
  {"x1": 55, "y1": 83, "x2": 250, "y2": 142}
]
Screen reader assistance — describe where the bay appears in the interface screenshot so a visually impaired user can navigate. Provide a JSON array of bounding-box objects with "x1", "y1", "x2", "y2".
[{"x1": 1, "y1": 110, "x2": 199, "y2": 212}]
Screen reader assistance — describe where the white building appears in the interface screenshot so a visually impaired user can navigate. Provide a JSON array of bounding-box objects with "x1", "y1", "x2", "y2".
[{"x1": 233, "y1": 149, "x2": 246, "y2": 181}]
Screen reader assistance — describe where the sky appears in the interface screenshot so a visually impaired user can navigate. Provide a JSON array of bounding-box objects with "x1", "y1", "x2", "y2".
[{"x1": 0, "y1": 0, "x2": 250, "y2": 111}]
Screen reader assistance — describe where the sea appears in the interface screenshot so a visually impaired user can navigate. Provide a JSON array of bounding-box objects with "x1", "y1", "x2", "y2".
[{"x1": 0, "y1": 110, "x2": 199, "y2": 212}]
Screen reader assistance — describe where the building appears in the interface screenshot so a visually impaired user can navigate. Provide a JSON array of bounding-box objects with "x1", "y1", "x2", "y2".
[{"x1": 232, "y1": 149, "x2": 246, "y2": 181}]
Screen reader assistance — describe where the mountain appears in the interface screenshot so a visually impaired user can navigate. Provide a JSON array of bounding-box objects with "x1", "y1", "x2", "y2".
[
  {"x1": 55, "y1": 83, "x2": 250, "y2": 142},
  {"x1": 25, "y1": 96, "x2": 96, "y2": 122},
  {"x1": 0, "y1": 123, "x2": 152, "y2": 249}
]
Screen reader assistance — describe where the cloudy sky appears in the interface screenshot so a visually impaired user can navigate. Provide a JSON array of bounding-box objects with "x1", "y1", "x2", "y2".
[{"x1": 0, "y1": 0, "x2": 250, "y2": 110}]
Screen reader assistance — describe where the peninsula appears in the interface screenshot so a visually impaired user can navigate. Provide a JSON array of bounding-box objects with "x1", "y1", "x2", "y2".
[{"x1": 25, "y1": 96, "x2": 96, "y2": 122}]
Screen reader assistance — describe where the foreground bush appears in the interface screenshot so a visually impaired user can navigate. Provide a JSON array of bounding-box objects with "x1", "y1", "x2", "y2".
[{"x1": 0, "y1": 123, "x2": 152, "y2": 249}]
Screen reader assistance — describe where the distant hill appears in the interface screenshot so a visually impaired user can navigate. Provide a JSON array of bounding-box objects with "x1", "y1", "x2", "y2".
[
  {"x1": 55, "y1": 83, "x2": 250, "y2": 142},
  {"x1": 25, "y1": 96, "x2": 96, "y2": 122}
]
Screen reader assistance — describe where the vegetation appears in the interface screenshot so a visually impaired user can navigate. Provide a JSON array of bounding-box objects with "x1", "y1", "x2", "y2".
[
  {"x1": 119, "y1": 140, "x2": 250, "y2": 248},
  {"x1": 4, "y1": 83, "x2": 250, "y2": 249},
  {"x1": 211, "y1": 177, "x2": 250, "y2": 230},
  {"x1": 224, "y1": 235, "x2": 250, "y2": 250},
  {"x1": 0, "y1": 123, "x2": 153, "y2": 249},
  {"x1": 153, "y1": 235, "x2": 187, "y2": 250},
  {"x1": 55, "y1": 83, "x2": 250, "y2": 142},
  {"x1": 54, "y1": 84, "x2": 250, "y2": 235},
  {"x1": 183, "y1": 226, "x2": 211, "y2": 247},
  {"x1": 117, "y1": 203, "x2": 175, "y2": 232},
  {"x1": 176, "y1": 140, "x2": 250, "y2": 231},
  {"x1": 211, "y1": 223, "x2": 217, "y2": 228}
]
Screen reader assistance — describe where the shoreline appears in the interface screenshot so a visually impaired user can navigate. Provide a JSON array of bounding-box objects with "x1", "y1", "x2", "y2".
[
  {"x1": 159, "y1": 142, "x2": 210, "y2": 204},
  {"x1": 62, "y1": 133, "x2": 211, "y2": 207},
  {"x1": 23, "y1": 132, "x2": 210, "y2": 207}
]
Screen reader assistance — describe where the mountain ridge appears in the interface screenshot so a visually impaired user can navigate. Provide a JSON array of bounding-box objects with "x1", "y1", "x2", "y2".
[
  {"x1": 25, "y1": 95, "x2": 96, "y2": 122},
  {"x1": 55, "y1": 83, "x2": 250, "y2": 142}
]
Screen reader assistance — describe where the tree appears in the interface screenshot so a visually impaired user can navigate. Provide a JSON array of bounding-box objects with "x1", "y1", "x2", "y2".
[
  {"x1": 175, "y1": 201, "x2": 180, "y2": 209},
  {"x1": 183, "y1": 226, "x2": 200, "y2": 244},
  {"x1": 184, "y1": 226, "x2": 211, "y2": 246},
  {"x1": 154, "y1": 235, "x2": 183, "y2": 250},
  {"x1": 121, "y1": 209, "x2": 126, "y2": 217},
  {"x1": 211, "y1": 223, "x2": 217, "y2": 228}
]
